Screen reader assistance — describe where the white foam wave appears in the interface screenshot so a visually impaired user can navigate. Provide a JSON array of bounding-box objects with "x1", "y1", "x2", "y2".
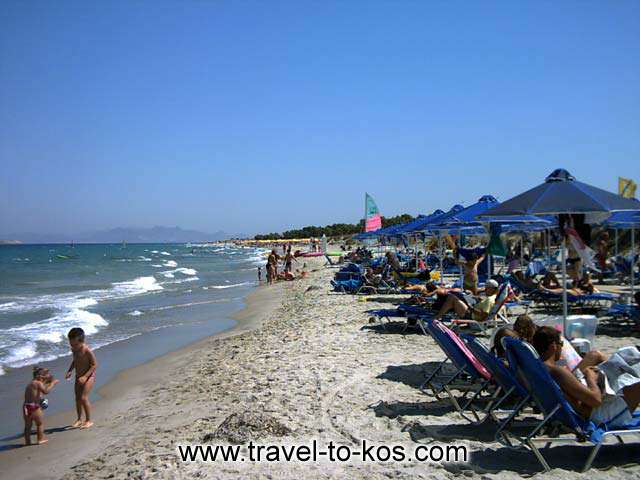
[
  {"x1": 151, "y1": 264, "x2": 163, "y2": 268},
  {"x1": 163, "y1": 260, "x2": 178, "y2": 267},
  {"x1": 128, "y1": 310, "x2": 143, "y2": 316},
  {"x1": 112, "y1": 276, "x2": 164, "y2": 295},
  {"x1": 0, "y1": 301, "x2": 18, "y2": 312},
  {"x1": 160, "y1": 267, "x2": 197, "y2": 279},
  {"x1": 138, "y1": 256, "x2": 152, "y2": 262},
  {"x1": 160, "y1": 251, "x2": 171, "y2": 256}
]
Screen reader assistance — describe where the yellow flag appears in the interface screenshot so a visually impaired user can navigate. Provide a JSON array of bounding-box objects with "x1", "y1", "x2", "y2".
[{"x1": 619, "y1": 177, "x2": 637, "y2": 198}]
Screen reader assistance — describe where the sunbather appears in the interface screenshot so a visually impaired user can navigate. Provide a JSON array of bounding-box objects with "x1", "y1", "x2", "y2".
[
  {"x1": 404, "y1": 283, "x2": 461, "y2": 306},
  {"x1": 512, "y1": 270, "x2": 561, "y2": 291},
  {"x1": 533, "y1": 326, "x2": 640, "y2": 428},
  {"x1": 513, "y1": 314, "x2": 606, "y2": 372},
  {"x1": 433, "y1": 279, "x2": 499, "y2": 322},
  {"x1": 539, "y1": 271, "x2": 599, "y2": 296}
]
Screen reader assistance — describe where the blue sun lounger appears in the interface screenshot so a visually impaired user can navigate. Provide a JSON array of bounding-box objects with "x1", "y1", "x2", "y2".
[
  {"x1": 461, "y1": 335, "x2": 534, "y2": 436},
  {"x1": 503, "y1": 337, "x2": 640, "y2": 472},
  {"x1": 607, "y1": 303, "x2": 640, "y2": 322},
  {"x1": 421, "y1": 319, "x2": 495, "y2": 422}
]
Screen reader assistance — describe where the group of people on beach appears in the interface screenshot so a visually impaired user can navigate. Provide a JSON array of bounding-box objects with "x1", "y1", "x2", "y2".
[
  {"x1": 23, "y1": 327, "x2": 96, "y2": 446},
  {"x1": 353, "y1": 230, "x2": 640, "y2": 437},
  {"x1": 259, "y1": 245, "x2": 308, "y2": 285}
]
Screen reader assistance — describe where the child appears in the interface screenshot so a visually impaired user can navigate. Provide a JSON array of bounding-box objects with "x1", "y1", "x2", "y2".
[
  {"x1": 65, "y1": 327, "x2": 97, "y2": 429},
  {"x1": 23, "y1": 366, "x2": 59, "y2": 445},
  {"x1": 257, "y1": 266, "x2": 262, "y2": 282}
]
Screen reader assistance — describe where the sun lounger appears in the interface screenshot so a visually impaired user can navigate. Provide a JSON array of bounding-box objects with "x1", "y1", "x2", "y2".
[
  {"x1": 503, "y1": 337, "x2": 640, "y2": 472},
  {"x1": 420, "y1": 319, "x2": 495, "y2": 421},
  {"x1": 607, "y1": 303, "x2": 640, "y2": 321},
  {"x1": 461, "y1": 335, "x2": 533, "y2": 438}
]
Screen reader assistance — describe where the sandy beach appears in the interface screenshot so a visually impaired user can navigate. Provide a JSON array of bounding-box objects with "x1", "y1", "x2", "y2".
[{"x1": 0, "y1": 257, "x2": 638, "y2": 479}]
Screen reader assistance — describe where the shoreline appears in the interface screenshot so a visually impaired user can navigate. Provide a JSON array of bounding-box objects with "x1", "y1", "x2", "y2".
[{"x1": 0, "y1": 280, "x2": 287, "y2": 480}]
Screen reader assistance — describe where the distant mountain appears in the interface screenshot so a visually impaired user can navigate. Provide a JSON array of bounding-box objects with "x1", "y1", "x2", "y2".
[{"x1": 1, "y1": 226, "x2": 235, "y2": 244}]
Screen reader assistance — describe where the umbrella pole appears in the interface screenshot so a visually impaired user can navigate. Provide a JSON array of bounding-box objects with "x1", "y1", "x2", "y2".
[
  {"x1": 631, "y1": 227, "x2": 635, "y2": 301},
  {"x1": 459, "y1": 233, "x2": 463, "y2": 287},
  {"x1": 520, "y1": 235, "x2": 524, "y2": 270},
  {"x1": 561, "y1": 236, "x2": 568, "y2": 333},
  {"x1": 439, "y1": 235, "x2": 444, "y2": 285},
  {"x1": 615, "y1": 229, "x2": 618, "y2": 257},
  {"x1": 547, "y1": 229, "x2": 551, "y2": 267}
]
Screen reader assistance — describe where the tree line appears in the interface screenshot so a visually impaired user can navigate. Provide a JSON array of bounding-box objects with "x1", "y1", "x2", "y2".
[{"x1": 253, "y1": 214, "x2": 414, "y2": 240}]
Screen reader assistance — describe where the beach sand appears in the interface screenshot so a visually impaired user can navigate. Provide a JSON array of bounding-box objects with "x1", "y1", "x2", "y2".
[{"x1": 2, "y1": 259, "x2": 640, "y2": 479}]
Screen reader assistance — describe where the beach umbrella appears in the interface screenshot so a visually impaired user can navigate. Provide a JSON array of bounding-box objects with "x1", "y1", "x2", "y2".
[
  {"x1": 479, "y1": 168, "x2": 640, "y2": 332},
  {"x1": 605, "y1": 210, "x2": 640, "y2": 299}
]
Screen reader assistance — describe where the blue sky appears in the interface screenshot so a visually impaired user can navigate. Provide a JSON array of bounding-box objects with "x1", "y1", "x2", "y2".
[{"x1": 1, "y1": 1, "x2": 639, "y2": 236}]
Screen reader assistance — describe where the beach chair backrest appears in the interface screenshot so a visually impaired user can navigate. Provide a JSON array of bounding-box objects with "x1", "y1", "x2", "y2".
[
  {"x1": 503, "y1": 337, "x2": 587, "y2": 432},
  {"x1": 461, "y1": 335, "x2": 528, "y2": 398},
  {"x1": 426, "y1": 320, "x2": 491, "y2": 381}
]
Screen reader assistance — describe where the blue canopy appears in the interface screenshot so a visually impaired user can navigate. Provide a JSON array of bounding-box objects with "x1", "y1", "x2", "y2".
[
  {"x1": 479, "y1": 169, "x2": 640, "y2": 217},
  {"x1": 604, "y1": 210, "x2": 640, "y2": 229},
  {"x1": 409, "y1": 204, "x2": 465, "y2": 233},
  {"x1": 440, "y1": 195, "x2": 499, "y2": 225},
  {"x1": 392, "y1": 209, "x2": 446, "y2": 236}
]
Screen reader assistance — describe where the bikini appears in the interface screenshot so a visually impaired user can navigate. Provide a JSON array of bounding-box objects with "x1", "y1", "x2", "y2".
[
  {"x1": 23, "y1": 402, "x2": 41, "y2": 417},
  {"x1": 77, "y1": 370, "x2": 96, "y2": 382}
]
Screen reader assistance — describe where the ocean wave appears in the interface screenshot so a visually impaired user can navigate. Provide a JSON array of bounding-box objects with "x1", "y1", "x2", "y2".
[
  {"x1": 151, "y1": 264, "x2": 163, "y2": 268},
  {"x1": 163, "y1": 260, "x2": 178, "y2": 268},
  {"x1": 0, "y1": 276, "x2": 163, "y2": 316},
  {"x1": 0, "y1": 301, "x2": 18, "y2": 312},
  {"x1": 0, "y1": 298, "x2": 109, "y2": 370},
  {"x1": 138, "y1": 256, "x2": 152, "y2": 262},
  {"x1": 160, "y1": 267, "x2": 198, "y2": 279},
  {"x1": 112, "y1": 276, "x2": 164, "y2": 295},
  {"x1": 160, "y1": 251, "x2": 171, "y2": 256},
  {"x1": 203, "y1": 281, "x2": 252, "y2": 290},
  {"x1": 128, "y1": 310, "x2": 143, "y2": 316},
  {"x1": 173, "y1": 276, "x2": 199, "y2": 284}
]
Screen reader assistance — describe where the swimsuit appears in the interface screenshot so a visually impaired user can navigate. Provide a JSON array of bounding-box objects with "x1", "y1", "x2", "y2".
[
  {"x1": 23, "y1": 402, "x2": 40, "y2": 417},
  {"x1": 77, "y1": 371, "x2": 96, "y2": 382}
]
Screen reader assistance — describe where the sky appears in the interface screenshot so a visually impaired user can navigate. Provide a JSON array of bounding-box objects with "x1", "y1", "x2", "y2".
[{"x1": 1, "y1": 1, "x2": 639, "y2": 237}]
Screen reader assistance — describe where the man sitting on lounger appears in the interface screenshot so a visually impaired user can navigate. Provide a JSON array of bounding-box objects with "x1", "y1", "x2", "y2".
[
  {"x1": 533, "y1": 326, "x2": 640, "y2": 428},
  {"x1": 433, "y1": 279, "x2": 499, "y2": 322}
]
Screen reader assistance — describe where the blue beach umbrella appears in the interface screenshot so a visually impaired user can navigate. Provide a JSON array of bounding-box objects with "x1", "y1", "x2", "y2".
[
  {"x1": 479, "y1": 169, "x2": 639, "y2": 216},
  {"x1": 479, "y1": 168, "x2": 640, "y2": 330},
  {"x1": 605, "y1": 210, "x2": 640, "y2": 298}
]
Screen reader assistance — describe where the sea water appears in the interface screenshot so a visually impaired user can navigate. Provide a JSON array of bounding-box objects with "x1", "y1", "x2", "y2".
[{"x1": 0, "y1": 243, "x2": 267, "y2": 438}]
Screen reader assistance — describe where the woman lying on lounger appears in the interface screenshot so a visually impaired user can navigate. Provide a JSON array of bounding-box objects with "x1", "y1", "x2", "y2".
[
  {"x1": 512, "y1": 270, "x2": 562, "y2": 290},
  {"x1": 539, "y1": 271, "x2": 599, "y2": 296},
  {"x1": 403, "y1": 282, "x2": 461, "y2": 306}
]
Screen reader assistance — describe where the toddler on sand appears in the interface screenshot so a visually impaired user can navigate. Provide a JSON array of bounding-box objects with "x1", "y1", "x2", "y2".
[{"x1": 23, "y1": 366, "x2": 59, "y2": 445}]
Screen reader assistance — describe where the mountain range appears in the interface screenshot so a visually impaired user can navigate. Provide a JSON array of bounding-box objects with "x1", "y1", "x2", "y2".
[{"x1": 0, "y1": 226, "x2": 238, "y2": 244}]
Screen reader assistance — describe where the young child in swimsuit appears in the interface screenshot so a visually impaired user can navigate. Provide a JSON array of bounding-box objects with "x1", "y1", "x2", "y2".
[
  {"x1": 65, "y1": 327, "x2": 97, "y2": 429},
  {"x1": 23, "y1": 366, "x2": 59, "y2": 445}
]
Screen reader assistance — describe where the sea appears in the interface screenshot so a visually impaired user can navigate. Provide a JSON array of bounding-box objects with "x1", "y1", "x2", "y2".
[{"x1": 0, "y1": 243, "x2": 267, "y2": 439}]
